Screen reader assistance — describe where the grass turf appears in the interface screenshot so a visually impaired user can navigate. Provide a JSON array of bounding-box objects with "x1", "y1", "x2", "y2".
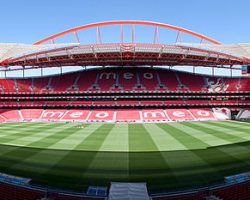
[{"x1": 0, "y1": 120, "x2": 249, "y2": 192}]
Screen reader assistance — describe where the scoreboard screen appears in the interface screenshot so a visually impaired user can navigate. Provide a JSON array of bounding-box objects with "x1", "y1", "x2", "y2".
[{"x1": 242, "y1": 65, "x2": 250, "y2": 74}]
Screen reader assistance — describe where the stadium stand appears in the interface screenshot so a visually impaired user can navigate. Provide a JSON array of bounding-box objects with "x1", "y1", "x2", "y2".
[
  {"x1": 152, "y1": 181, "x2": 250, "y2": 200},
  {"x1": 0, "y1": 69, "x2": 249, "y2": 120},
  {"x1": 0, "y1": 182, "x2": 44, "y2": 200},
  {"x1": 0, "y1": 181, "x2": 105, "y2": 200},
  {"x1": 0, "y1": 67, "x2": 249, "y2": 199},
  {"x1": 0, "y1": 108, "x2": 230, "y2": 122},
  {"x1": 212, "y1": 181, "x2": 250, "y2": 200},
  {"x1": 2, "y1": 177, "x2": 250, "y2": 200}
]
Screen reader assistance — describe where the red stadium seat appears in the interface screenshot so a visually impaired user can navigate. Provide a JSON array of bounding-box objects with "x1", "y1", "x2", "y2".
[
  {"x1": 189, "y1": 108, "x2": 215, "y2": 120},
  {"x1": 88, "y1": 109, "x2": 115, "y2": 121},
  {"x1": 21, "y1": 109, "x2": 43, "y2": 120},
  {"x1": 166, "y1": 109, "x2": 194, "y2": 121},
  {"x1": 116, "y1": 109, "x2": 141, "y2": 122},
  {"x1": 0, "y1": 109, "x2": 22, "y2": 121},
  {"x1": 40, "y1": 109, "x2": 67, "y2": 121},
  {"x1": 142, "y1": 109, "x2": 169, "y2": 121},
  {"x1": 61, "y1": 109, "x2": 90, "y2": 121}
]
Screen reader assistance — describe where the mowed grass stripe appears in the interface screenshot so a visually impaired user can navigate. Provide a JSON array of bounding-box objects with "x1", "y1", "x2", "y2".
[
  {"x1": 0, "y1": 122, "x2": 46, "y2": 136},
  {"x1": 222, "y1": 120, "x2": 250, "y2": 126},
  {"x1": 195, "y1": 122, "x2": 250, "y2": 141},
  {"x1": 25, "y1": 124, "x2": 84, "y2": 148},
  {"x1": 219, "y1": 120, "x2": 250, "y2": 129},
  {"x1": 49, "y1": 123, "x2": 100, "y2": 150},
  {"x1": 99, "y1": 123, "x2": 129, "y2": 152},
  {"x1": 156, "y1": 123, "x2": 209, "y2": 149},
  {"x1": 159, "y1": 150, "x2": 223, "y2": 187},
  {"x1": 143, "y1": 123, "x2": 187, "y2": 151},
  {"x1": 0, "y1": 122, "x2": 41, "y2": 129},
  {"x1": 0, "y1": 123, "x2": 63, "y2": 145},
  {"x1": 9, "y1": 124, "x2": 96, "y2": 175},
  {"x1": 0, "y1": 123, "x2": 53, "y2": 158},
  {"x1": 128, "y1": 124, "x2": 159, "y2": 152},
  {"x1": 38, "y1": 124, "x2": 116, "y2": 184},
  {"x1": 194, "y1": 146, "x2": 250, "y2": 179},
  {"x1": 182, "y1": 122, "x2": 246, "y2": 144},
  {"x1": 155, "y1": 122, "x2": 230, "y2": 183},
  {"x1": 204, "y1": 121, "x2": 250, "y2": 133},
  {"x1": 170, "y1": 122, "x2": 231, "y2": 147},
  {"x1": 73, "y1": 123, "x2": 115, "y2": 150},
  {"x1": 128, "y1": 124, "x2": 179, "y2": 188},
  {"x1": 4, "y1": 123, "x2": 74, "y2": 147},
  {"x1": 143, "y1": 123, "x2": 215, "y2": 185},
  {"x1": 81, "y1": 151, "x2": 130, "y2": 183},
  {"x1": 9, "y1": 148, "x2": 70, "y2": 175},
  {"x1": 0, "y1": 123, "x2": 67, "y2": 137},
  {"x1": 6, "y1": 124, "x2": 84, "y2": 172},
  {"x1": 217, "y1": 144, "x2": 250, "y2": 166}
]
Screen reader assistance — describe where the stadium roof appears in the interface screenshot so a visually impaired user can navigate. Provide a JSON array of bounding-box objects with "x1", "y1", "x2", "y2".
[{"x1": 1, "y1": 20, "x2": 250, "y2": 70}]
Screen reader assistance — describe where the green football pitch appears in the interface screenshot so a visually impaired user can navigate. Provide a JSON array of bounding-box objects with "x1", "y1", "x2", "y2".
[{"x1": 0, "y1": 120, "x2": 249, "y2": 192}]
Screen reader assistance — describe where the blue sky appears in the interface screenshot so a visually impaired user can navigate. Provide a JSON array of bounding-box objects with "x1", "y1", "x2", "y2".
[
  {"x1": 1, "y1": 0, "x2": 250, "y2": 44},
  {"x1": 1, "y1": 0, "x2": 250, "y2": 77}
]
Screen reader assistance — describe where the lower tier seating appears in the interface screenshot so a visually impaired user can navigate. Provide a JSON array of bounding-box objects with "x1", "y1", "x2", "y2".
[
  {"x1": 152, "y1": 181, "x2": 250, "y2": 200},
  {"x1": 0, "y1": 181, "x2": 105, "y2": 200},
  {"x1": 1, "y1": 178, "x2": 250, "y2": 200},
  {"x1": 0, "y1": 108, "x2": 218, "y2": 122}
]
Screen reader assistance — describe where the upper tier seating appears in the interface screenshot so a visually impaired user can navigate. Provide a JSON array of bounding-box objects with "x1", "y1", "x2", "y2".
[
  {"x1": 50, "y1": 73, "x2": 76, "y2": 92},
  {"x1": 77, "y1": 71, "x2": 100, "y2": 92},
  {"x1": 157, "y1": 70, "x2": 179, "y2": 91},
  {"x1": 97, "y1": 70, "x2": 118, "y2": 91},
  {"x1": 138, "y1": 69, "x2": 159, "y2": 91},
  {"x1": 177, "y1": 71, "x2": 203, "y2": 92},
  {"x1": 119, "y1": 69, "x2": 138, "y2": 91},
  {"x1": 0, "y1": 79, "x2": 15, "y2": 93},
  {"x1": 0, "y1": 68, "x2": 248, "y2": 93}
]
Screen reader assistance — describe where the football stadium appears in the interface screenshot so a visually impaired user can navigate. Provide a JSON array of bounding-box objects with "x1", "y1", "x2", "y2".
[{"x1": 0, "y1": 19, "x2": 250, "y2": 200}]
